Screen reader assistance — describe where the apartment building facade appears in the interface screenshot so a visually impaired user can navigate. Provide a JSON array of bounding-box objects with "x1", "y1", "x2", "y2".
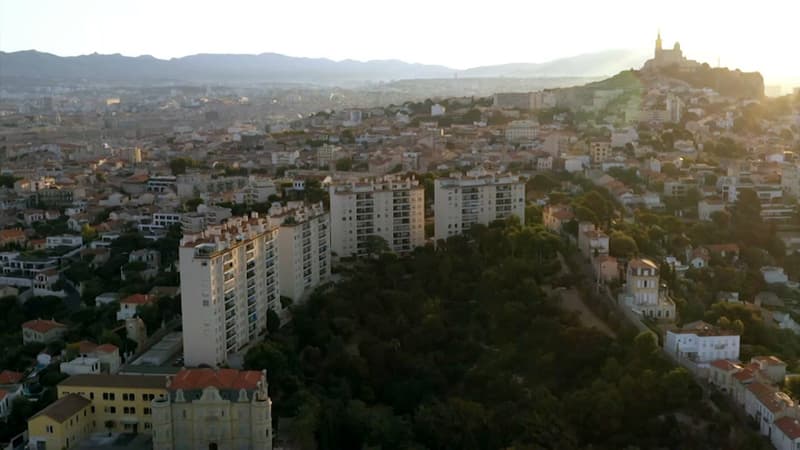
[
  {"x1": 179, "y1": 214, "x2": 281, "y2": 367},
  {"x1": 329, "y1": 176, "x2": 424, "y2": 257},
  {"x1": 433, "y1": 171, "x2": 525, "y2": 241},
  {"x1": 271, "y1": 202, "x2": 331, "y2": 307}
]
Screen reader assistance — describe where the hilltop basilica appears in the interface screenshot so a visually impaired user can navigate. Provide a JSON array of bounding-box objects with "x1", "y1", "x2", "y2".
[{"x1": 642, "y1": 31, "x2": 701, "y2": 72}]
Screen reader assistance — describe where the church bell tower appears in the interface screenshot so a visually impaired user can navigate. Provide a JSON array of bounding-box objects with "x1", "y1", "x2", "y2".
[{"x1": 655, "y1": 30, "x2": 663, "y2": 59}]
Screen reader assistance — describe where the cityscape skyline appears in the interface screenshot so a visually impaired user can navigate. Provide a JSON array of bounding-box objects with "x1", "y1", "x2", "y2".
[{"x1": 3, "y1": 2, "x2": 800, "y2": 449}]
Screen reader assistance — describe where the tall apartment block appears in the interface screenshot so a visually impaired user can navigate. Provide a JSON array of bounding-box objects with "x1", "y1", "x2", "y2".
[
  {"x1": 433, "y1": 170, "x2": 525, "y2": 241},
  {"x1": 179, "y1": 213, "x2": 281, "y2": 367},
  {"x1": 329, "y1": 176, "x2": 425, "y2": 257},
  {"x1": 269, "y1": 201, "x2": 331, "y2": 307}
]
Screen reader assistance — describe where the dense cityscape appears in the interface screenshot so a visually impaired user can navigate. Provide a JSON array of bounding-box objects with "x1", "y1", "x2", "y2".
[{"x1": 2, "y1": 12, "x2": 800, "y2": 450}]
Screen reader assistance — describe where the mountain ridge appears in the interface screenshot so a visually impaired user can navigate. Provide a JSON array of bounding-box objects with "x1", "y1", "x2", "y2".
[{"x1": 0, "y1": 49, "x2": 651, "y2": 85}]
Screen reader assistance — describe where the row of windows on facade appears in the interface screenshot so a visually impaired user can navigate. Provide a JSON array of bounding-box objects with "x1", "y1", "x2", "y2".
[
  {"x1": 101, "y1": 405, "x2": 151, "y2": 415},
  {"x1": 45, "y1": 422, "x2": 153, "y2": 433},
  {"x1": 62, "y1": 391, "x2": 157, "y2": 402},
  {"x1": 94, "y1": 392, "x2": 157, "y2": 401}
]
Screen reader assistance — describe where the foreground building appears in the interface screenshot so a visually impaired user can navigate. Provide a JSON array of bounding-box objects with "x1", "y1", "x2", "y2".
[
  {"x1": 27, "y1": 393, "x2": 93, "y2": 450},
  {"x1": 179, "y1": 214, "x2": 281, "y2": 367},
  {"x1": 28, "y1": 374, "x2": 167, "y2": 449},
  {"x1": 152, "y1": 368, "x2": 272, "y2": 450},
  {"x1": 433, "y1": 170, "x2": 525, "y2": 241},
  {"x1": 329, "y1": 176, "x2": 424, "y2": 257},
  {"x1": 27, "y1": 370, "x2": 273, "y2": 450}
]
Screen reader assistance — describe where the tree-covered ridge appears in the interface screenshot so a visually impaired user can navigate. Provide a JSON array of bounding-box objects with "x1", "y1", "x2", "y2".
[{"x1": 246, "y1": 220, "x2": 766, "y2": 450}]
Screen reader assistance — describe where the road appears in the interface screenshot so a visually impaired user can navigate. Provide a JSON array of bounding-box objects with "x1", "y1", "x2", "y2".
[
  {"x1": 553, "y1": 252, "x2": 616, "y2": 338},
  {"x1": 558, "y1": 286, "x2": 616, "y2": 338}
]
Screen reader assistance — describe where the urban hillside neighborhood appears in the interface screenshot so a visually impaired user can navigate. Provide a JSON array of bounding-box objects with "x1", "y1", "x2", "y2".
[{"x1": 1, "y1": 33, "x2": 800, "y2": 450}]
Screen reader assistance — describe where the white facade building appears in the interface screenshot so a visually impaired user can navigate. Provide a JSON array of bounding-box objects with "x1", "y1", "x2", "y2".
[
  {"x1": 772, "y1": 416, "x2": 800, "y2": 450},
  {"x1": 271, "y1": 150, "x2": 300, "y2": 166},
  {"x1": 317, "y1": 144, "x2": 342, "y2": 168},
  {"x1": 153, "y1": 213, "x2": 182, "y2": 228},
  {"x1": 762, "y1": 266, "x2": 790, "y2": 285},
  {"x1": 698, "y1": 198, "x2": 727, "y2": 221},
  {"x1": 59, "y1": 356, "x2": 102, "y2": 376},
  {"x1": 431, "y1": 104, "x2": 446, "y2": 117},
  {"x1": 179, "y1": 214, "x2": 281, "y2": 367},
  {"x1": 271, "y1": 202, "x2": 331, "y2": 307},
  {"x1": 242, "y1": 179, "x2": 277, "y2": 204},
  {"x1": 665, "y1": 320, "x2": 740, "y2": 364},
  {"x1": 577, "y1": 222, "x2": 610, "y2": 258},
  {"x1": 434, "y1": 171, "x2": 525, "y2": 241},
  {"x1": 504, "y1": 120, "x2": 538, "y2": 143},
  {"x1": 45, "y1": 235, "x2": 83, "y2": 249},
  {"x1": 329, "y1": 176, "x2": 425, "y2": 257}
]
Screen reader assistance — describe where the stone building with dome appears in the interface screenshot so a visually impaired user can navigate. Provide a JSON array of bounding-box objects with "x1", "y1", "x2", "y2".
[
  {"x1": 152, "y1": 368, "x2": 272, "y2": 450},
  {"x1": 643, "y1": 31, "x2": 700, "y2": 72}
]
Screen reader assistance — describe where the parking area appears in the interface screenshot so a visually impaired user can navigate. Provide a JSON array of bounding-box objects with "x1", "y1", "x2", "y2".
[{"x1": 75, "y1": 433, "x2": 152, "y2": 450}]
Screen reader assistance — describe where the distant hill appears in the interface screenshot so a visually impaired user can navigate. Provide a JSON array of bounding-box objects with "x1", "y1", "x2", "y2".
[
  {"x1": 659, "y1": 65, "x2": 764, "y2": 98},
  {"x1": 0, "y1": 49, "x2": 651, "y2": 86},
  {"x1": 461, "y1": 49, "x2": 650, "y2": 78}
]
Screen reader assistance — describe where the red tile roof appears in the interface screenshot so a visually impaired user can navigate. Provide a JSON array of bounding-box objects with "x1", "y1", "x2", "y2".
[
  {"x1": 95, "y1": 344, "x2": 118, "y2": 353},
  {"x1": 22, "y1": 319, "x2": 66, "y2": 333},
  {"x1": 552, "y1": 210, "x2": 574, "y2": 220},
  {"x1": 30, "y1": 393, "x2": 92, "y2": 423},
  {"x1": 125, "y1": 174, "x2": 149, "y2": 183},
  {"x1": 0, "y1": 229, "x2": 26, "y2": 241},
  {"x1": 120, "y1": 294, "x2": 154, "y2": 305},
  {"x1": 706, "y1": 243, "x2": 740, "y2": 254},
  {"x1": 169, "y1": 368, "x2": 264, "y2": 391},
  {"x1": 775, "y1": 416, "x2": 800, "y2": 440},
  {"x1": 710, "y1": 359, "x2": 740, "y2": 372},
  {"x1": 752, "y1": 355, "x2": 786, "y2": 367},
  {"x1": 679, "y1": 320, "x2": 738, "y2": 337},
  {"x1": 733, "y1": 368, "x2": 755, "y2": 382},
  {"x1": 747, "y1": 382, "x2": 792, "y2": 413},
  {"x1": 629, "y1": 258, "x2": 658, "y2": 270},
  {"x1": 74, "y1": 340, "x2": 97, "y2": 354},
  {"x1": 0, "y1": 370, "x2": 23, "y2": 385}
]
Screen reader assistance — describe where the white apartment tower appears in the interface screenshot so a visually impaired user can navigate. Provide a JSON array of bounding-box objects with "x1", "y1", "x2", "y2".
[
  {"x1": 179, "y1": 213, "x2": 281, "y2": 367},
  {"x1": 329, "y1": 176, "x2": 425, "y2": 257},
  {"x1": 270, "y1": 201, "x2": 331, "y2": 307},
  {"x1": 434, "y1": 170, "x2": 525, "y2": 241}
]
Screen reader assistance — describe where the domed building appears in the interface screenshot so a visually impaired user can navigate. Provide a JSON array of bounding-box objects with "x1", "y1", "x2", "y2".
[{"x1": 643, "y1": 31, "x2": 700, "y2": 72}]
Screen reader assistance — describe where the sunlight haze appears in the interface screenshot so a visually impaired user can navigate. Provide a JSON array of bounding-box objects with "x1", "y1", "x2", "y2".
[{"x1": 1, "y1": 0, "x2": 798, "y2": 82}]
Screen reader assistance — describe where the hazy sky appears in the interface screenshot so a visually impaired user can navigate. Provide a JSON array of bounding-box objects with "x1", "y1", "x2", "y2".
[{"x1": 2, "y1": 0, "x2": 799, "y2": 81}]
